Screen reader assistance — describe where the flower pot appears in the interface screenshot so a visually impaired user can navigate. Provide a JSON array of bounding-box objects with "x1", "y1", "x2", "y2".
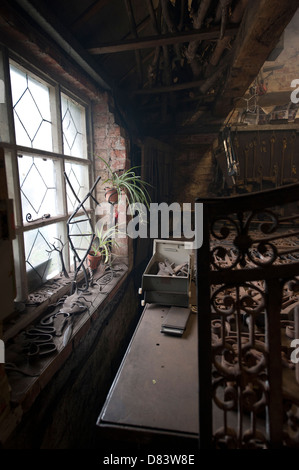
[
  {"x1": 87, "y1": 252, "x2": 102, "y2": 270},
  {"x1": 114, "y1": 204, "x2": 119, "y2": 220},
  {"x1": 105, "y1": 187, "x2": 118, "y2": 205}
]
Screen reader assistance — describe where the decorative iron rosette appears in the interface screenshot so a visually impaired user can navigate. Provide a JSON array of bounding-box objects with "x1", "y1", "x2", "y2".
[{"x1": 210, "y1": 209, "x2": 279, "y2": 270}]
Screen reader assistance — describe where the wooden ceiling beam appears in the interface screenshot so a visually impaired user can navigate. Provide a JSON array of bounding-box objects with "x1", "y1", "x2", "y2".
[
  {"x1": 132, "y1": 79, "x2": 205, "y2": 95},
  {"x1": 131, "y1": 51, "x2": 231, "y2": 96},
  {"x1": 142, "y1": 120, "x2": 223, "y2": 137},
  {"x1": 213, "y1": 0, "x2": 299, "y2": 117},
  {"x1": 70, "y1": 0, "x2": 111, "y2": 31},
  {"x1": 87, "y1": 26, "x2": 238, "y2": 54},
  {"x1": 124, "y1": 0, "x2": 143, "y2": 86}
]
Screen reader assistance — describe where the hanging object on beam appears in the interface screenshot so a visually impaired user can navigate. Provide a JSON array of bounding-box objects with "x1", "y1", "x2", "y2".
[{"x1": 222, "y1": 126, "x2": 239, "y2": 181}]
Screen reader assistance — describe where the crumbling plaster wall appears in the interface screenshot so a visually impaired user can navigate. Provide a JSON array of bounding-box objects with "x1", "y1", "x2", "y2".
[{"x1": 93, "y1": 97, "x2": 131, "y2": 264}]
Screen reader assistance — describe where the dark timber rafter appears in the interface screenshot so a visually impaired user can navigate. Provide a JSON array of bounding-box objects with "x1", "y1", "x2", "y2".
[
  {"x1": 70, "y1": 0, "x2": 111, "y2": 31},
  {"x1": 124, "y1": 0, "x2": 143, "y2": 87},
  {"x1": 87, "y1": 26, "x2": 239, "y2": 54},
  {"x1": 214, "y1": 0, "x2": 299, "y2": 117}
]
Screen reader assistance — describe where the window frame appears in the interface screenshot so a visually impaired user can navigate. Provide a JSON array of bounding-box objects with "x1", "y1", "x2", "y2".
[{"x1": 1, "y1": 48, "x2": 95, "y2": 304}]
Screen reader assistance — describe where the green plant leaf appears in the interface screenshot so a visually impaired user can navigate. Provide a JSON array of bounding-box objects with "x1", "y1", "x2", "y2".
[{"x1": 97, "y1": 156, "x2": 152, "y2": 211}]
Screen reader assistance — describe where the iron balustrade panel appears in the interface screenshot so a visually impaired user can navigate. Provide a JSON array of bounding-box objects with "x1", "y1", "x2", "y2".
[{"x1": 196, "y1": 182, "x2": 299, "y2": 449}]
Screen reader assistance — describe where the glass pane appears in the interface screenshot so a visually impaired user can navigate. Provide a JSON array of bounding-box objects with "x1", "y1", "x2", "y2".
[
  {"x1": 24, "y1": 223, "x2": 66, "y2": 293},
  {"x1": 65, "y1": 161, "x2": 90, "y2": 213},
  {"x1": 61, "y1": 94, "x2": 87, "y2": 158},
  {"x1": 9, "y1": 63, "x2": 53, "y2": 151},
  {"x1": 18, "y1": 155, "x2": 60, "y2": 222},
  {"x1": 68, "y1": 214, "x2": 93, "y2": 266}
]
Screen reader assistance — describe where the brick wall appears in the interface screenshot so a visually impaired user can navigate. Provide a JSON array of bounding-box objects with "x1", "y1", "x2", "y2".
[
  {"x1": 92, "y1": 96, "x2": 131, "y2": 264},
  {"x1": 171, "y1": 146, "x2": 215, "y2": 202},
  {"x1": 93, "y1": 95, "x2": 130, "y2": 191}
]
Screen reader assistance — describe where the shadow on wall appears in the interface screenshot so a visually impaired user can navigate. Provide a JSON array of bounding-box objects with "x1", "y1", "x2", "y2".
[{"x1": 171, "y1": 147, "x2": 214, "y2": 202}]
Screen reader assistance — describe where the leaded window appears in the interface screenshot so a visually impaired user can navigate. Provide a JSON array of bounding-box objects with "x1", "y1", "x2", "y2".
[{"x1": 1, "y1": 54, "x2": 92, "y2": 306}]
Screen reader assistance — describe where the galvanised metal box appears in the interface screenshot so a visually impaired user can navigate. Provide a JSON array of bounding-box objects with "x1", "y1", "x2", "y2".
[{"x1": 141, "y1": 239, "x2": 194, "y2": 307}]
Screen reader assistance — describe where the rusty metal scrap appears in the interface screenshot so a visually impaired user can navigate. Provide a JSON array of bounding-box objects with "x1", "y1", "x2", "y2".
[
  {"x1": 198, "y1": 188, "x2": 299, "y2": 448},
  {"x1": 156, "y1": 259, "x2": 188, "y2": 277},
  {"x1": 209, "y1": 229, "x2": 299, "y2": 383}
]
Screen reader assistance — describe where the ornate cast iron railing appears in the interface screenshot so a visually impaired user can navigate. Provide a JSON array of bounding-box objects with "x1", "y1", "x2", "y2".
[{"x1": 196, "y1": 182, "x2": 299, "y2": 449}]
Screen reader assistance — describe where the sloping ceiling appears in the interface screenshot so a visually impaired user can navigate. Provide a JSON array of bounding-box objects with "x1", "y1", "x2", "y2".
[{"x1": 2, "y1": 0, "x2": 299, "y2": 140}]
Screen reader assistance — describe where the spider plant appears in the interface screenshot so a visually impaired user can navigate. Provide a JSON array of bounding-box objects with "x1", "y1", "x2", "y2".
[
  {"x1": 98, "y1": 156, "x2": 151, "y2": 210},
  {"x1": 89, "y1": 224, "x2": 119, "y2": 263}
]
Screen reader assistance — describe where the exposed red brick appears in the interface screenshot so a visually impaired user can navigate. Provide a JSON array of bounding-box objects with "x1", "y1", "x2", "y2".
[{"x1": 92, "y1": 102, "x2": 109, "y2": 116}]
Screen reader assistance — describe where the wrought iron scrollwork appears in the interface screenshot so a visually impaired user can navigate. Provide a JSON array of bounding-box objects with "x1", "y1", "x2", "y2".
[
  {"x1": 26, "y1": 213, "x2": 51, "y2": 223},
  {"x1": 64, "y1": 172, "x2": 101, "y2": 293},
  {"x1": 210, "y1": 209, "x2": 283, "y2": 270},
  {"x1": 197, "y1": 182, "x2": 299, "y2": 449},
  {"x1": 283, "y1": 401, "x2": 299, "y2": 447},
  {"x1": 210, "y1": 283, "x2": 269, "y2": 448}
]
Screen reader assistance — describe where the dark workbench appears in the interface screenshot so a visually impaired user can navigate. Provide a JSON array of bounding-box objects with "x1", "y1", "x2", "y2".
[{"x1": 97, "y1": 303, "x2": 199, "y2": 449}]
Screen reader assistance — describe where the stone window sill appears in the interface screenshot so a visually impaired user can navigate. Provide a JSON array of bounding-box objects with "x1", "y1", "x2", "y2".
[{"x1": 2, "y1": 262, "x2": 129, "y2": 440}]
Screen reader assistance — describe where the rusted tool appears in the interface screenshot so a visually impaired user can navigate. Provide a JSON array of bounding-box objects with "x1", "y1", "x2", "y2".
[
  {"x1": 157, "y1": 259, "x2": 188, "y2": 277},
  {"x1": 63, "y1": 316, "x2": 74, "y2": 347},
  {"x1": 5, "y1": 363, "x2": 39, "y2": 377},
  {"x1": 22, "y1": 340, "x2": 57, "y2": 359}
]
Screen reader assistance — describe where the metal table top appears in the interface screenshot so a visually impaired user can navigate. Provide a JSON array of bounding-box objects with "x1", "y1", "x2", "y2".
[{"x1": 97, "y1": 303, "x2": 198, "y2": 440}]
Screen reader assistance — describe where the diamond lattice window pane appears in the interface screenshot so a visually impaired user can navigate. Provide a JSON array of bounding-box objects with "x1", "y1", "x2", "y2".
[
  {"x1": 14, "y1": 89, "x2": 43, "y2": 140},
  {"x1": 9, "y1": 63, "x2": 53, "y2": 151},
  {"x1": 18, "y1": 155, "x2": 59, "y2": 222},
  {"x1": 10, "y1": 65, "x2": 27, "y2": 106},
  {"x1": 61, "y1": 94, "x2": 87, "y2": 158},
  {"x1": 24, "y1": 223, "x2": 65, "y2": 292},
  {"x1": 13, "y1": 114, "x2": 32, "y2": 148},
  {"x1": 65, "y1": 161, "x2": 90, "y2": 213},
  {"x1": 69, "y1": 215, "x2": 92, "y2": 265},
  {"x1": 27, "y1": 76, "x2": 51, "y2": 121},
  {"x1": 31, "y1": 121, "x2": 53, "y2": 151}
]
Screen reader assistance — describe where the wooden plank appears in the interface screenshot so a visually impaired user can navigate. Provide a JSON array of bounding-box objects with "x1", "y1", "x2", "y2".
[
  {"x1": 88, "y1": 26, "x2": 238, "y2": 54},
  {"x1": 124, "y1": 0, "x2": 143, "y2": 86},
  {"x1": 70, "y1": 0, "x2": 111, "y2": 31},
  {"x1": 230, "y1": 123, "x2": 299, "y2": 132},
  {"x1": 0, "y1": 143, "x2": 91, "y2": 165},
  {"x1": 214, "y1": 0, "x2": 299, "y2": 117},
  {"x1": 132, "y1": 78, "x2": 205, "y2": 95}
]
